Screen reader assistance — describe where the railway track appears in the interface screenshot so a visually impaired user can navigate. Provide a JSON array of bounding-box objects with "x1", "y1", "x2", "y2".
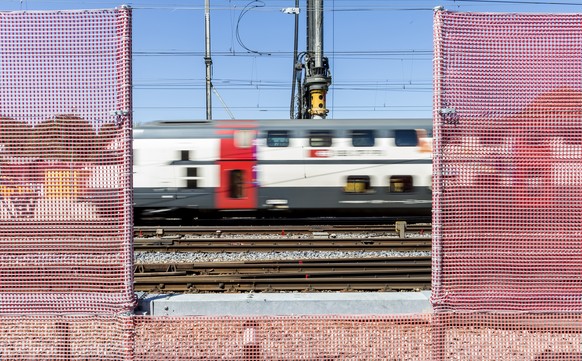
[
  {"x1": 134, "y1": 256, "x2": 432, "y2": 293},
  {"x1": 135, "y1": 222, "x2": 430, "y2": 241},
  {"x1": 134, "y1": 222, "x2": 432, "y2": 293},
  {"x1": 135, "y1": 222, "x2": 430, "y2": 235},
  {"x1": 134, "y1": 237, "x2": 431, "y2": 252}
]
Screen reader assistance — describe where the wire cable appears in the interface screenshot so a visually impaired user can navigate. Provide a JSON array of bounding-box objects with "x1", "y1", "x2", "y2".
[{"x1": 235, "y1": 0, "x2": 269, "y2": 55}]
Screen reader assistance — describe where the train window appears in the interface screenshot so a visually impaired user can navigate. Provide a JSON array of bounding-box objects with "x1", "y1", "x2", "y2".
[
  {"x1": 394, "y1": 130, "x2": 418, "y2": 147},
  {"x1": 267, "y1": 130, "x2": 290, "y2": 147},
  {"x1": 185, "y1": 167, "x2": 198, "y2": 189},
  {"x1": 180, "y1": 150, "x2": 190, "y2": 161},
  {"x1": 309, "y1": 130, "x2": 333, "y2": 147},
  {"x1": 389, "y1": 175, "x2": 413, "y2": 193},
  {"x1": 344, "y1": 175, "x2": 372, "y2": 193},
  {"x1": 234, "y1": 130, "x2": 254, "y2": 148},
  {"x1": 229, "y1": 169, "x2": 244, "y2": 198},
  {"x1": 351, "y1": 130, "x2": 375, "y2": 147}
]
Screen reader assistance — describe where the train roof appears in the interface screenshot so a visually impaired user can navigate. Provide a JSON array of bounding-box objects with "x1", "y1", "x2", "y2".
[
  {"x1": 136, "y1": 118, "x2": 432, "y2": 127},
  {"x1": 133, "y1": 118, "x2": 433, "y2": 139}
]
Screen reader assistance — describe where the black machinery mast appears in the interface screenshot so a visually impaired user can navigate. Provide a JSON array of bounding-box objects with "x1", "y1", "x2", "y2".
[{"x1": 291, "y1": 0, "x2": 332, "y2": 119}]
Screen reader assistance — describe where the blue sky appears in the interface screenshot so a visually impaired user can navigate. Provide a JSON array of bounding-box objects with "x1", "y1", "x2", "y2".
[{"x1": 2, "y1": 0, "x2": 582, "y2": 123}]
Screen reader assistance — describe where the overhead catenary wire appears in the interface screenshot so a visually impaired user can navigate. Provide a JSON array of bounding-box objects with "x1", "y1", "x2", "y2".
[
  {"x1": 123, "y1": 0, "x2": 582, "y2": 12},
  {"x1": 235, "y1": 0, "x2": 269, "y2": 55},
  {"x1": 133, "y1": 50, "x2": 432, "y2": 60},
  {"x1": 448, "y1": 0, "x2": 582, "y2": 5},
  {"x1": 135, "y1": 105, "x2": 432, "y2": 110},
  {"x1": 10, "y1": 0, "x2": 578, "y2": 122},
  {"x1": 7, "y1": 1, "x2": 581, "y2": 12}
]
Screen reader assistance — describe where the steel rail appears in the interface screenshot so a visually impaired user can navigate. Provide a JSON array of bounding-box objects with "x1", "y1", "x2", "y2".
[
  {"x1": 134, "y1": 223, "x2": 431, "y2": 237},
  {"x1": 134, "y1": 257, "x2": 432, "y2": 293},
  {"x1": 134, "y1": 237, "x2": 431, "y2": 252}
]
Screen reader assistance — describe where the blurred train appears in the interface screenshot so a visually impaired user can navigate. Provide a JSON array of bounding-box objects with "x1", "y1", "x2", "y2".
[{"x1": 133, "y1": 118, "x2": 433, "y2": 219}]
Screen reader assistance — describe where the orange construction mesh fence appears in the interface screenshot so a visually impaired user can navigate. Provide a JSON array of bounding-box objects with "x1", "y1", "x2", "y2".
[
  {"x1": 432, "y1": 10, "x2": 582, "y2": 312},
  {"x1": 431, "y1": 313, "x2": 582, "y2": 360},
  {"x1": 0, "y1": 314, "x2": 579, "y2": 360},
  {"x1": 0, "y1": 315, "x2": 134, "y2": 360},
  {"x1": 3, "y1": 7, "x2": 582, "y2": 361},
  {"x1": 0, "y1": 8, "x2": 134, "y2": 314},
  {"x1": 133, "y1": 314, "x2": 582, "y2": 360},
  {"x1": 133, "y1": 315, "x2": 433, "y2": 361}
]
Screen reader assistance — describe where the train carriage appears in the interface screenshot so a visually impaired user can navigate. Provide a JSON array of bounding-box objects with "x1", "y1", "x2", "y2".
[{"x1": 133, "y1": 118, "x2": 433, "y2": 219}]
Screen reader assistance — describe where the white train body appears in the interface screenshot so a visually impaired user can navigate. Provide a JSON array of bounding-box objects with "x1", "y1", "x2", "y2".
[{"x1": 133, "y1": 118, "x2": 433, "y2": 217}]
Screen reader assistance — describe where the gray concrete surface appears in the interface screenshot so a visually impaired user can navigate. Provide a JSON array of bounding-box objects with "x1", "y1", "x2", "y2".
[{"x1": 136, "y1": 291, "x2": 432, "y2": 316}]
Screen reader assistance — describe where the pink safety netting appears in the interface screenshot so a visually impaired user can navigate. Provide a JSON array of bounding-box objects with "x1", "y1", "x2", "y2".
[
  {"x1": 431, "y1": 313, "x2": 582, "y2": 360},
  {"x1": 0, "y1": 8, "x2": 134, "y2": 314},
  {"x1": 0, "y1": 315, "x2": 134, "y2": 360},
  {"x1": 134, "y1": 315, "x2": 433, "y2": 360},
  {"x1": 432, "y1": 10, "x2": 582, "y2": 312},
  {"x1": 132, "y1": 314, "x2": 582, "y2": 360},
  {"x1": 4, "y1": 7, "x2": 582, "y2": 360},
  {"x1": 0, "y1": 314, "x2": 579, "y2": 360}
]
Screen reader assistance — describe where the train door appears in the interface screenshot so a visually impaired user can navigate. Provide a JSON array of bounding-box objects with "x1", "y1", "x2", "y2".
[
  {"x1": 216, "y1": 161, "x2": 256, "y2": 209},
  {"x1": 215, "y1": 124, "x2": 258, "y2": 209}
]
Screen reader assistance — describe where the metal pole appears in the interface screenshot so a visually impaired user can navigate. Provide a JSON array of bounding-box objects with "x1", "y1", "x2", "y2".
[
  {"x1": 304, "y1": 0, "x2": 330, "y2": 119},
  {"x1": 313, "y1": 0, "x2": 323, "y2": 69},
  {"x1": 306, "y1": 0, "x2": 314, "y2": 56},
  {"x1": 290, "y1": 0, "x2": 300, "y2": 119},
  {"x1": 204, "y1": 0, "x2": 212, "y2": 120},
  {"x1": 304, "y1": 0, "x2": 314, "y2": 119}
]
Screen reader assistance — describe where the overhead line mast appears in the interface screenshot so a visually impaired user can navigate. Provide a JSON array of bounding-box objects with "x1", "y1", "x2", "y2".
[
  {"x1": 288, "y1": 0, "x2": 300, "y2": 119},
  {"x1": 288, "y1": 0, "x2": 332, "y2": 119},
  {"x1": 204, "y1": 0, "x2": 212, "y2": 120},
  {"x1": 304, "y1": 0, "x2": 331, "y2": 119}
]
